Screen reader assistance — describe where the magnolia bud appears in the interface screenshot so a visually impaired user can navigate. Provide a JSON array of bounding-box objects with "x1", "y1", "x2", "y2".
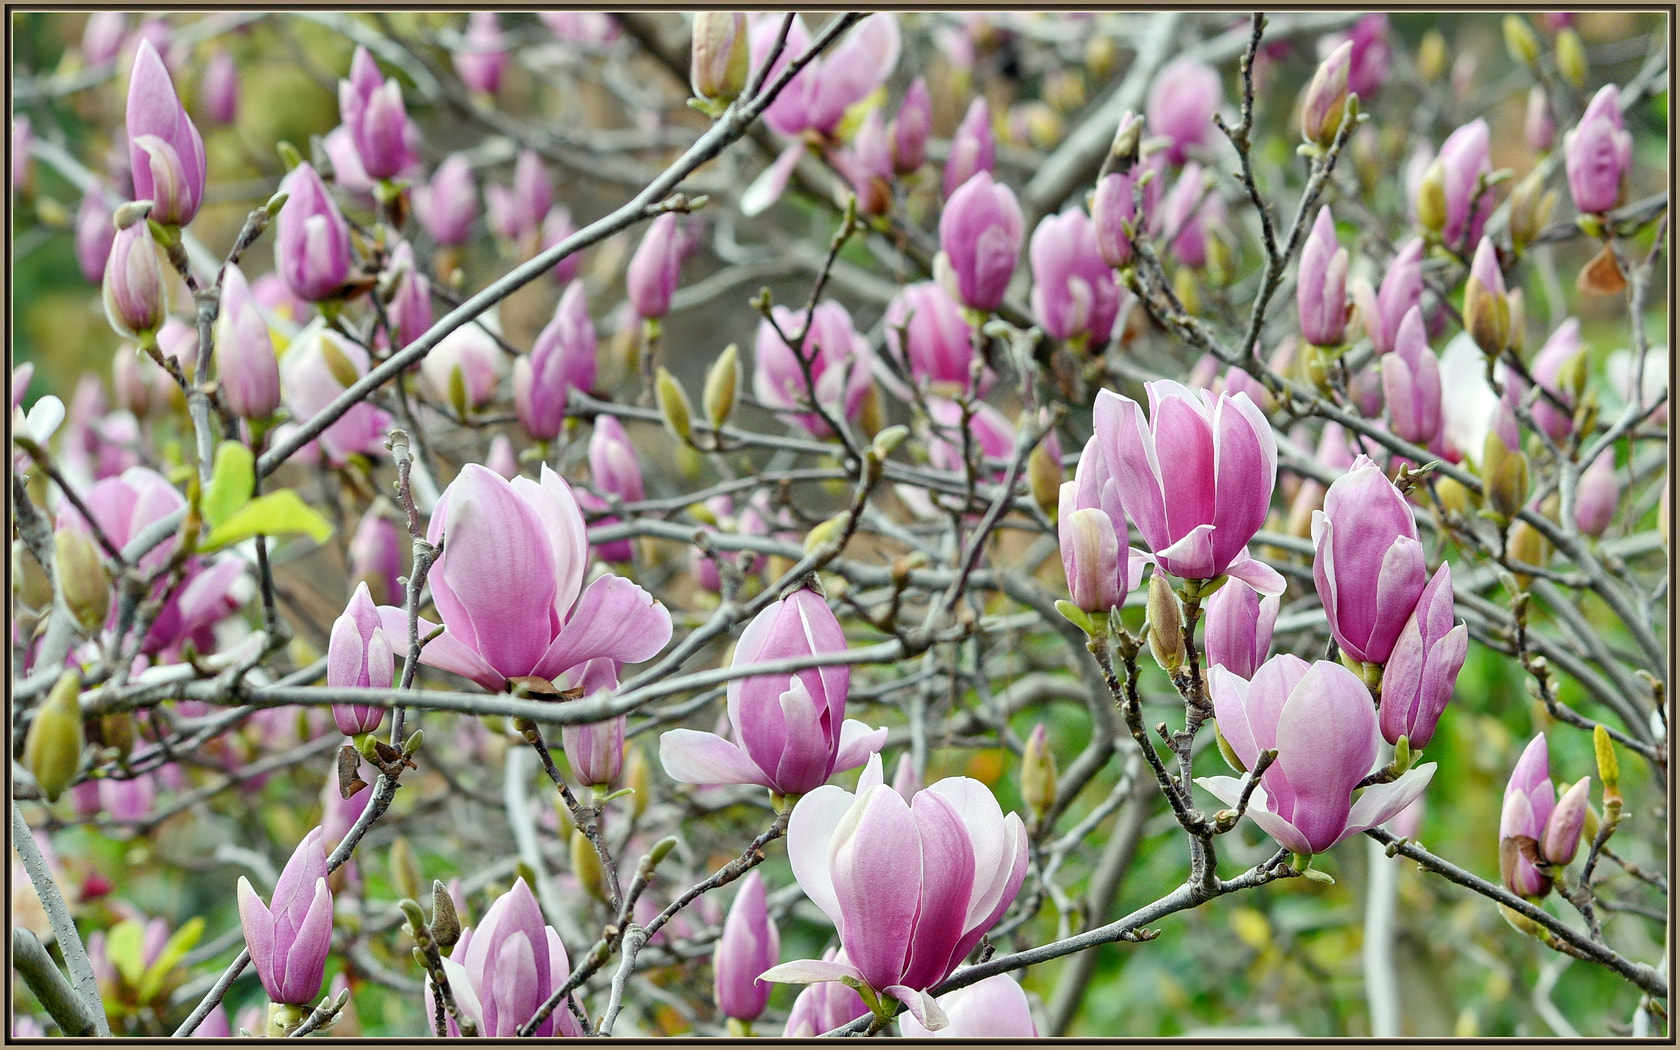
[
  {"x1": 1027, "y1": 440, "x2": 1063, "y2": 518},
  {"x1": 55, "y1": 528, "x2": 110, "y2": 632},
  {"x1": 1417, "y1": 30, "x2": 1447, "y2": 83},
  {"x1": 1415, "y1": 159, "x2": 1448, "y2": 234},
  {"x1": 1502, "y1": 15, "x2": 1541, "y2": 70},
  {"x1": 1555, "y1": 28, "x2": 1587, "y2": 89},
  {"x1": 1542, "y1": 777, "x2": 1589, "y2": 866},
  {"x1": 1593, "y1": 723, "x2": 1621, "y2": 804},
  {"x1": 1146, "y1": 573, "x2": 1185, "y2": 673},
  {"x1": 571, "y1": 829, "x2": 607, "y2": 903},
  {"x1": 1507, "y1": 518, "x2": 1551, "y2": 591},
  {"x1": 655, "y1": 366, "x2": 694, "y2": 445},
  {"x1": 430, "y1": 880, "x2": 461, "y2": 950},
  {"x1": 1301, "y1": 41, "x2": 1352, "y2": 147},
  {"x1": 1481, "y1": 433, "x2": 1530, "y2": 525},
  {"x1": 390, "y1": 836, "x2": 423, "y2": 904},
  {"x1": 1020, "y1": 724, "x2": 1058, "y2": 823},
  {"x1": 1508, "y1": 168, "x2": 1557, "y2": 254},
  {"x1": 690, "y1": 12, "x2": 750, "y2": 105},
  {"x1": 26, "y1": 672, "x2": 84, "y2": 803},
  {"x1": 703, "y1": 343, "x2": 739, "y2": 430},
  {"x1": 1465, "y1": 240, "x2": 1510, "y2": 358}
]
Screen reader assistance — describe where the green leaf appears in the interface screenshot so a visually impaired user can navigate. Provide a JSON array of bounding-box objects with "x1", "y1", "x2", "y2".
[
  {"x1": 203, "y1": 441, "x2": 255, "y2": 528},
  {"x1": 136, "y1": 916, "x2": 203, "y2": 1002},
  {"x1": 199, "y1": 490, "x2": 332, "y2": 551},
  {"x1": 105, "y1": 919, "x2": 147, "y2": 988}
]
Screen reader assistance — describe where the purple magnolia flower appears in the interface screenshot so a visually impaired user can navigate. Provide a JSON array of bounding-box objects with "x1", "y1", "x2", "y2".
[
  {"x1": 781, "y1": 948, "x2": 870, "y2": 1037},
  {"x1": 942, "y1": 96, "x2": 995, "y2": 199},
  {"x1": 1203, "y1": 578, "x2": 1279, "y2": 679},
  {"x1": 891, "y1": 77, "x2": 932, "y2": 176},
  {"x1": 237, "y1": 827, "x2": 334, "y2": 1005},
  {"x1": 1146, "y1": 59, "x2": 1222, "y2": 164},
  {"x1": 1353, "y1": 238, "x2": 1424, "y2": 356},
  {"x1": 1565, "y1": 84, "x2": 1632, "y2": 215},
  {"x1": 541, "y1": 205, "x2": 582, "y2": 284},
  {"x1": 1377, "y1": 563, "x2": 1466, "y2": 750},
  {"x1": 274, "y1": 163, "x2": 353, "y2": 303},
  {"x1": 764, "y1": 755, "x2": 1030, "y2": 1029},
  {"x1": 1156, "y1": 162, "x2": 1227, "y2": 269},
  {"x1": 714, "y1": 870, "x2": 779, "y2": 1023},
  {"x1": 1379, "y1": 305, "x2": 1444, "y2": 447},
  {"x1": 937, "y1": 171, "x2": 1023, "y2": 313},
  {"x1": 382, "y1": 241, "x2": 433, "y2": 352},
  {"x1": 659, "y1": 587, "x2": 886, "y2": 796},
  {"x1": 1201, "y1": 657, "x2": 1435, "y2": 856},
  {"x1": 627, "y1": 213, "x2": 684, "y2": 320},
  {"x1": 589, "y1": 415, "x2": 645, "y2": 505},
  {"x1": 213, "y1": 264, "x2": 281, "y2": 420},
  {"x1": 1526, "y1": 85, "x2": 1555, "y2": 153},
  {"x1": 1312, "y1": 455, "x2": 1428, "y2": 664},
  {"x1": 1297, "y1": 208, "x2": 1348, "y2": 347},
  {"x1": 1058, "y1": 442, "x2": 1152, "y2": 612},
  {"x1": 328, "y1": 582, "x2": 393, "y2": 737},
  {"x1": 455, "y1": 12, "x2": 507, "y2": 96},
  {"x1": 1428, "y1": 119, "x2": 1495, "y2": 251},
  {"x1": 1574, "y1": 449, "x2": 1618, "y2": 537},
  {"x1": 75, "y1": 191, "x2": 115, "y2": 284},
  {"x1": 1511, "y1": 318, "x2": 1584, "y2": 443},
  {"x1": 486, "y1": 149, "x2": 553, "y2": 243},
  {"x1": 415, "y1": 155, "x2": 479, "y2": 247},
  {"x1": 378, "y1": 464, "x2": 672, "y2": 692},
  {"x1": 437, "y1": 878, "x2": 584, "y2": 1037},
  {"x1": 884, "y1": 282, "x2": 982, "y2": 395},
  {"x1": 515, "y1": 280, "x2": 597, "y2": 442},
  {"x1": 752, "y1": 301, "x2": 874, "y2": 438},
  {"x1": 102, "y1": 220, "x2": 169, "y2": 339},
  {"x1": 349, "y1": 509, "x2": 406, "y2": 606},
  {"x1": 1029, "y1": 208, "x2": 1122, "y2": 349},
  {"x1": 1092, "y1": 382, "x2": 1283, "y2": 592},
  {"x1": 126, "y1": 39, "x2": 206, "y2": 226},
  {"x1": 421, "y1": 321, "x2": 501, "y2": 414},
  {"x1": 200, "y1": 47, "x2": 238, "y2": 126},
  {"x1": 751, "y1": 13, "x2": 900, "y2": 141},
  {"x1": 278, "y1": 323, "x2": 393, "y2": 465},
  {"x1": 1338, "y1": 14, "x2": 1392, "y2": 98},
  {"x1": 899, "y1": 974, "x2": 1038, "y2": 1038},
  {"x1": 339, "y1": 47, "x2": 415, "y2": 181},
  {"x1": 1499, "y1": 734, "x2": 1555, "y2": 898}
]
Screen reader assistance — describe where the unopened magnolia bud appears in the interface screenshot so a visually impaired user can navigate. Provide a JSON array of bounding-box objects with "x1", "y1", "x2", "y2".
[
  {"x1": 871, "y1": 424, "x2": 908, "y2": 460},
  {"x1": 1508, "y1": 168, "x2": 1557, "y2": 253},
  {"x1": 54, "y1": 529, "x2": 110, "y2": 632},
  {"x1": 655, "y1": 366, "x2": 694, "y2": 445},
  {"x1": 26, "y1": 672, "x2": 84, "y2": 803},
  {"x1": 1465, "y1": 260, "x2": 1511, "y2": 359},
  {"x1": 1301, "y1": 40, "x2": 1352, "y2": 147},
  {"x1": 96, "y1": 711, "x2": 136, "y2": 759},
  {"x1": 571, "y1": 829, "x2": 607, "y2": 903},
  {"x1": 703, "y1": 344, "x2": 739, "y2": 429},
  {"x1": 1415, "y1": 160, "x2": 1448, "y2": 234},
  {"x1": 624, "y1": 744, "x2": 650, "y2": 821},
  {"x1": 390, "y1": 836, "x2": 423, "y2": 904},
  {"x1": 1507, "y1": 518, "x2": 1551, "y2": 591},
  {"x1": 1146, "y1": 574, "x2": 1185, "y2": 673},
  {"x1": 1506, "y1": 287, "x2": 1527, "y2": 355},
  {"x1": 430, "y1": 880, "x2": 461, "y2": 949},
  {"x1": 1028, "y1": 441, "x2": 1063, "y2": 518},
  {"x1": 1593, "y1": 723, "x2": 1620, "y2": 804},
  {"x1": 1480, "y1": 434, "x2": 1529, "y2": 525},
  {"x1": 1020, "y1": 724, "x2": 1057, "y2": 821},
  {"x1": 1555, "y1": 28, "x2": 1587, "y2": 89},
  {"x1": 804, "y1": 512, "x2": 848, "y2": 554},
  {"x1": 1085, "y1": 35, "x2": 1117, "y2": 81},
  {"x1": 690, "y1": 12, "x2": 750, "y2": 105},
  {"x1": 1542, "y1": 777, "x2": 1590, "y2": 866},
  {"x1": 1503, "y1": 15, "x2": 1541, "y2": 70},
  {"x1": 1417, "y1": 30, "x2": 1447, "y2": 83}
]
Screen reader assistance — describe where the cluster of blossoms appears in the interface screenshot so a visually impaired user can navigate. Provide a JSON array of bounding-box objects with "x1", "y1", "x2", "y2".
[{"x1": 9, "y1": 10, "x2": 1665, "y2": 1041}]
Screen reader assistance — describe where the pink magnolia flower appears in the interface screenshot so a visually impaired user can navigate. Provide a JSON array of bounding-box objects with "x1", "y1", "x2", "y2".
[
  {"x1": 899, "y1": 974, "x2": 1038, "y2": 1038},
  {"x1": 1565, "y1": 84, "x2": 1632, "y2": 215},
  {"x1": 1574, "y1": 449, "x2": 1618, "y2": 537},
  {"x1": 1430, "y1": 119, "x2": 1495, "y2": 251},
  {"x1": 1201, "y1": 657, "x2": 1435, "y2": 856},
  {"x1": 380, "y1": 464, "x2": 672, "y2": 692},
  {"x1": 486, "y1": 149, "x2": 552, "y2": 243},
  {"x1": 1155, "y1": 162, "x2": 1227, "y2": 269},
  {"x1": 1312, "y1": 455, "x2": 1428, "y2": 664},
  {"x1": 454, "y1": 13, "x2": 507, "y2": 96},
  {"x1": 278, "y1": 323, "x2": 393, "y2": 465},
  {"x1": 349, "y1": 508, "x2": 406, "y2": 607},
  {"x1": 515, "y1": 280, "x2": 597, "y2": 442},
  {"x1": 1058, "y1": 439, "x2": 1152, "y2": 611},
  {"x1": 891, "y1": 77, "x2": 932, "y2": 176},
  {"x1": 627, "y1": 213, "x2": 684, "y2": 320},
  {"x1": 1146, "y1": 59, "x2": 1222, "y2": 164},
  {"x1": 1379, "y1": 305, "x2": 1444, "y2": 448},
  {"x1": 1297, "y1": 207, "x2": 1348, "y2": 347},
  {"x1": 1499, "y1": 734, "x2": 1555, "y2": 898},
  {"x1": 753, "y1": 301, "x2": 874, "y2": 437},
  {"x1": 338, "y1": 47, "x2": 415, "y2": 181},
  {"x1": 274, "y1": 163, "x2": 353, "y2": 303},
  {"x1": 751, "y1": 13, "x2": 900, "y2": 141},
  {"x1": 883, "y1": 282, "x2": 983, "y2": 395},
  {"x1": 781, "y1": 948, "x2": 869, "y2": 1036},
  {"x1": 213, "y1": 264, "x2": 281, "y2": 420},
  {"x1": 436, "y1": 878, "x2": 584, "y2": 1037},
  {"x1": 327, "y1": 582, "x2": 393, "y2": 736},
  {"x1": 126, "y1": 39, "x2": 206, "y2": 226},
  {"x1": 1029, "y1": 208, "x2": 1122, "y2": 349},
  {"x1": 75, "y1": 191, "x2": 115, "y2": 284},
  {"x1": 1203, "y1": 577, "x2": 1279, "y2": 679},
  {"x1": 1092, "y1": 382, "x2": 1283, "y2": 592},
  {"x1": 937, "y1": 171, "x2": 1022, "y2": 313},
  {"x1": 764, "y1": 754, "x2": 1029, "y2": 1030},
  {"x1": 237, "y1": 828, "x2": 334, "y2": 1005},
  {"x1": 942, "y1": 96, "x2": 995, "y2": 199},
  {"x1": 1377, "y1": 563, "x2": 1466, "y2": 750},
  {"x1": 414, "y1": 155, "x2": 479, "y2": 247},
  {"x1": 1353, "y1": 237, "x2": 1424, "y2": 356},
  {"x1": 714, "y1": 870, "x2": 779, "y2": 1022},
  {"x1": 659, "y1": 587, "x2": 886, "y2": 796}
]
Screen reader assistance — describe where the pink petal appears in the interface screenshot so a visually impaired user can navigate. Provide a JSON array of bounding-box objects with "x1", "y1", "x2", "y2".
[
  {"x1": 534, "y1": 575, "x2": 673, "y2": 680},
  {"x1": 786, "y1": 785, "x2": 857, "y2": 929},
  {"x1": 657, "y1": 730, "x2": 767, "y2": 788}
]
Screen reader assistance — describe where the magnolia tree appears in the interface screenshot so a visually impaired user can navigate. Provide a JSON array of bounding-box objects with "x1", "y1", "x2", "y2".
[{"x1": 9, "y1": 10, "x2": 1670, "y2": 1039}]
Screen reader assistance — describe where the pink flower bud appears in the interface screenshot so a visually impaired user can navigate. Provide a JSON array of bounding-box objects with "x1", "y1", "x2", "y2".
[
  {"x1": 200, "y1": 48, "x2": 238, "y2": 126},
  {"x1": 213, "y1": 264, "x2": 281, "y2": 419},
  {"x1": 561, "y1": 705, "x2": 625, "y2": 788},
  {"x1": 900, "y1": 974, "x2": 1039, "y2": 1038},
  {"x1": 415, "y1": 155, "x2": 479, "y2": 247},
  {"x1": 752, "y1": 301, "x2": 874, "y2": 438},
  {"x1": 486, "y1": 434, "x2": 518, "y2": 480},
  {"x1": 884, "y1": 282, "x2": 980, "y2": 394},
  {"x1": 126, "y1": 40, "x2": 206, "y2": 226},
  {"x1": 1090, "y1": 145, "x2": 1164, "y2": 269},
  {"x1": 1542, "y1": 776, "x2": 1590, "y2": 866},
  {"x1": 589, "y1": 415, "x2": 645, "y2": 504},
  {"x1": 1354, "y1": 237, "x2": 1424, "y2": 356},
  {"x1": 1146, "y1": 59, "x2": 1222, "y2": 164},
  {"x1": 1500, "y1": 734, "x2": 1555, "y2": 898},
  {"x1": 1379, "y1": 305, "x2": 1443, "y2": 446},
  {"x1": 81, "y1": 12, "x2": 128, "y2": 65},
  {"x1": 279, "y1": 324, "x2": 392, "y2": 465},
  {"x1": 1156, "y1": 162, "x2": 1227, "y2": 269},
  {"x1": 660, "y1": 587, "x2": 885, "y2": 796},
  {"x1": 421, "y1": 321, "x2": 501, "y2": 414},
  {"x1": 486, "y1": 149, "x2": 552, "y2": 242},
  {"x1": 890, "y1": 77, "x2": 932, "y2": 176},
  {"x1": 1432, "y1": 119, "x2": 1495, "y2": 251},
  {"x1": 381, "y1": 241, "x2": 433, "y2": 352},
  {"x1": 1464, "y1": 237, "x2": 1510, "y2": 357},
  {"x1": 275, "y1": 163, "x2": 353, "y2": 302},
  {"x1": 454, "y1": 13, "x2": 507, "y2": 96},
  {"x1": 1574, "y1": 449, "x2": 1618, "y2": 537},
  {"x1": 839, "y1": 109, "x2": 894, "y2": 217},
  {"x1": 102, "y1": 219, "x2": 169, "y2": 339},
  {"x1": 541, "y1": 205, "x2": 581, "y2": 284},
  {"x1": 338, "y1": 47, "x2": 415, "y2": 181},
  {"x1": 516, "y1": 281, "x2": 596, "y2": 441},
  {"x1": 1202, "y1": 657, "x2": 1434, "y2": 855},
  {"x1": 1378, "y1": 563, "x2": 1466, "y2": 750},
  {"x1": 627, "y1": 213, "x2": 684, "y2": 320},
  {"x1": 1300, "y1": 40, "x2": 1352, "y2": 147},
  {"x1": 1092, "y1": 383, "x2": 1282, "y2": 590},
  {"x1": 328, "y1": 582, "x2": 392, "y2": 736},
  {"x1": 237, "y1": 828, "x2": 334, "y2": 1004},
  {"x1": 75, "y1": 192, "x2": 116, "y2": 284},
  {"x1": 690, "y1": 11, "x2": 750, "y2": 103},
  {"x1": 1564, "y1": 84, "x2": 1633, "y2": 215},
  {"x1": 1297, "y1": 208, "x2": 1348, "y2": 346},
  {"x1": 937, "y1": 171, "x2": 1022, "y2": 313},
  {"x1": 714, "y1": 870, "x2": 779, "y2": 1021},
  {"x1": 433, "y1": 878, "x2": 583, "y2": 1037},
  {"x1": 1030, "y1": 208, "x2": 1122, "y2": 349},
  {"x1": 1203, "y1": 579, "x2": 1279, "y2": 679},
  {"x1": 943, "y1": 96, "x2": 995, "y2": 199},
  {"x1": 1312, "y1": 455, "x2": 1428, "y2": 664},
  {"x1": 349, "y1": 509, "x2": 406, "y2": 607},
  {"x1": 1525, "y1": 85, "x2": 1555, "y2": 153}
]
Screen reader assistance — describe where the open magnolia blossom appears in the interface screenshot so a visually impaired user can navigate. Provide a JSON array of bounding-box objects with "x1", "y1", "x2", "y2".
[
  {"x1": 1200, "y1": 657, "x2": 1434, "y2": 857},
  {"x1": 761, "y1": 755, "x2": 1029, "y2": 1030}
]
